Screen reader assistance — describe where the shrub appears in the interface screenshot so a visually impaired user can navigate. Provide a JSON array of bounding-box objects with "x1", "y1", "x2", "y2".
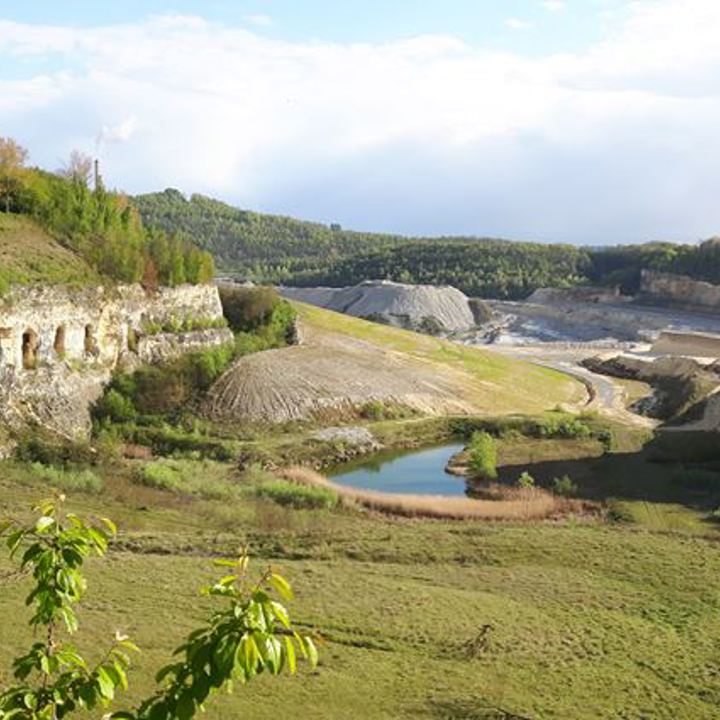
[
  {"x1": 15, "y1": 434, "x2": 98, "y2": 468},
  {"x1": 135, "y1": 458, "x2": 241, "y2": 500},
  {"x1": 94, "y1": 388, "x2": 137, "y2": 422},
  {"x1": 29, "y1": 462, "x2": 103, "y2": 493},
  {"x1": 517, "y1": 471, "x2": 535, "y2": 489},
  {"x1": 254, "y1": 479, "x2": 338, "y2": 510},
  {"x1": 468, "y1": 431, "x2": 498, "y2": 480},
  {"x1": 220, "y1": 285, "x2": 282, "y2": 331},
  {"x1": 361, "y1": 400, "x2": 386, "y2": 421},
  {"x1": 552, "y1": 474, "x2": 577, "y2": 496}
]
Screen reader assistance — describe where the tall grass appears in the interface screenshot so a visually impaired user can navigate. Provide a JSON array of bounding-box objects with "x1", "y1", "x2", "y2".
[
  {"x1": 29, "y1": 462, "x2": 104, "y2": 494},
  {"x1": 134, "y1": 458, "x2": 240, "y2": 501},
  {"x1": 253, "y1": 478, "x2": 338, "y2": 510}
]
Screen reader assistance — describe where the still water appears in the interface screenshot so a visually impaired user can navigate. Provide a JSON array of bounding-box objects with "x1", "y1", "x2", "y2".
[{"x1": 328, "y1": 443, "x2": 468, "y2": 496}]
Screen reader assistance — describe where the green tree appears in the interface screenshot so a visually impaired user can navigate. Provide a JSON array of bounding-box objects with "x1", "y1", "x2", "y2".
[
  {"x1": 0, "y1": 496, "x2": 317, "y2": 719},
  {"x1": 468, "y1": 431, "x2": 498, "y2": 480},
  {"x1": 0, "y1": 137, "x2": 29, "y2": 212}
]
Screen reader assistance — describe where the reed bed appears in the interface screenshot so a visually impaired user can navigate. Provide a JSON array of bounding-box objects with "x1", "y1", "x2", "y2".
[{"x1": 279, "y1": 466, "x2": 567, "y2": 520}]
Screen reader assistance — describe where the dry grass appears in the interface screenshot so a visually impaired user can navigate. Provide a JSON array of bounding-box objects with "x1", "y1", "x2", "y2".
[{"x1": 280, "y1": 466, "x2": 568, "y2": 520}]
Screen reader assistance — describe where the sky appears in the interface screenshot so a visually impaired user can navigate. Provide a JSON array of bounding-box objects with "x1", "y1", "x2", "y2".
[{"x1": 1, "y1": 0, "x2": 719, "y2": 244}]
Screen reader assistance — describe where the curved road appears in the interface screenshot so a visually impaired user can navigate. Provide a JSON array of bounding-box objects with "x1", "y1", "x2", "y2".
[{"x1": 486, "y1": 344, "x2": 658, "y2": 429}]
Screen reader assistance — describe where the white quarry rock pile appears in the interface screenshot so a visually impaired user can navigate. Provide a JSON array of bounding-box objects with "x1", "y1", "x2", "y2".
[
  {"x1": 311, "y1": 426, "x2": 380, "y2": 449},
  {"x1": 281, "y1": 280, "x2": 475, "y2": 333}
]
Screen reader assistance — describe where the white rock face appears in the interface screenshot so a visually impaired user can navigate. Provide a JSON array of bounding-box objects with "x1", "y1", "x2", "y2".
[
  {"x1": 0, "y1": 283, "x2": 232, "y2": 439},
  {"x1": 281, "y1": 280, "x2": 475, "y2": 332}
]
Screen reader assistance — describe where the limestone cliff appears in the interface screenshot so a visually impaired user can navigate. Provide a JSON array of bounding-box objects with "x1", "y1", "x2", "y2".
[
  {"x1": 0, "y1": 283, "x2": 232, "y2": 442},
  {"x1": 640, "y1": 270, "x2": 720, "y2": 310}
]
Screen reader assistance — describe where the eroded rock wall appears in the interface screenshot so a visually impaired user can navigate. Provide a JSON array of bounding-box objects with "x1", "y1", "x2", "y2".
[
  {"x1": 640, "y1": 270, "x2": 720, "y2": 310},
  {"x1": 0, "y1": 283, "x2": 231, "y2": 439}
]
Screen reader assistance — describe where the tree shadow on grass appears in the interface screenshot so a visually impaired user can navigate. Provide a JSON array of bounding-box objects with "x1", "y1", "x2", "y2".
[{"x1": 483, "y1": 430, "x2": 720, "y2": 514}]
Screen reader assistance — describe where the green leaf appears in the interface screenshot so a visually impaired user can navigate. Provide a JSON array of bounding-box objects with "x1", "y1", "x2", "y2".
[
  {"x1": 284, "y1": 636, "x2": 297, "y2": 674},
  {"x1": 120, "y1": 639, "x2": 141, "y2": 654},
  {"x1": 35, "y1": 516, "x2": 55, "y2": 533},
  {"x1": 176, "y1": 692, "x2": 195, "y2": 720},
  {"x1": 268, "y1": 572, "x2": 293, "y2": 601},
  {"x1": 303, "y1": 636, "x2": 319, "y2": 669},
  {"x1": 96, "y1": 667, "x2": 115, "y2": 701},
  {"x1": 269, "y1": 600, "x2": 290, "y2": 628},
  {"x1": 100, "y1": 517, "x2": 118, "y2": 536},
  {"x1": 212, "y1": 558, "x2": 238, "y2": 568}
]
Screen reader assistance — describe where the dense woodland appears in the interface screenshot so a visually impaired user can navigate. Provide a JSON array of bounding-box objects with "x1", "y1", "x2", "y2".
[
  {"x1": 135, "y1": 188, "x2": 720, "y2": 299},
  {"x1": 0, "y1": 139, "x2": 214, "y2": 287}
]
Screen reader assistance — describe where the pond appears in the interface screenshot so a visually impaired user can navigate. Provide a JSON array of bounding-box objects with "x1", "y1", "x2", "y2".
[{"x1": 328, "y1": 442, "x2": 468, "y2": 496}]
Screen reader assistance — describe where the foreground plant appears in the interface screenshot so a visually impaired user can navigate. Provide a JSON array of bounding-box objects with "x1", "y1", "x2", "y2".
[{"x1": 0, "y1": 495, "x2": 317, "y2": 719}]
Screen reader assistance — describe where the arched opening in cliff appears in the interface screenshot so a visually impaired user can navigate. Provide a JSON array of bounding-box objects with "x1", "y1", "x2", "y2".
[
  {"x1": 54, "y1": 326, "x2": 66, "y2": 357},
  {"x1": 22, "y1": 329, "x2": 39, "y2": 370},
  {"x1": 84, "y1": 324, "x2": 98, "y2": 356}
]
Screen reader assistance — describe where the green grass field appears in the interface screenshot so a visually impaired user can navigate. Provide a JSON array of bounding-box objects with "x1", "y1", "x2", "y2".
[
  {"x1": 1, "y1": 456, "x2": 719, "y2": 719},
  {"x1": 0, "y1": 214, "x2": 100, "y2": 292}
]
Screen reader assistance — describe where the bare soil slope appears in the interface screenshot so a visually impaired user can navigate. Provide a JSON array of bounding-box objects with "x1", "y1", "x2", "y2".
[{"x1": 202, "y1": 302, "x2": 585, "y2": 423}]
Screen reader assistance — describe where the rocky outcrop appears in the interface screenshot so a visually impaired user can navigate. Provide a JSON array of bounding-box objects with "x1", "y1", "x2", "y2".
[
  {"x1": 640, "y1": 270, "x2": 720, "y2": 310},
  {"x1": 582, "y1": 354, "x2": 720, "y2": 421},
  {"x1": 280, "y1": 280, "x2": 476, "y2": 333},
  {"x1": 527, "y1": 285, "x2": 625, "y2": 305},
  {"x1": 0, "y1": 283, "x2": 232, "y2": 439},
  {"x1": 652, "y1": 331, "x2": 720, "y2": 358}
]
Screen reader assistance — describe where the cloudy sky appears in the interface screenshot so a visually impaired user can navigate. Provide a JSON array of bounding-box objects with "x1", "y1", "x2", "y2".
[{"x1": 1, "y1": 0, "x2": 719, "y2": 244}]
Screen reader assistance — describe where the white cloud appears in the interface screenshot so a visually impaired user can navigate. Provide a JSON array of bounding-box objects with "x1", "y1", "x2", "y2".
[
  {"x1": 1, "y1": 1, "x2": 720, "y2": 243},
  {"x1": 505, "y1": 18, "x2": 534, "y2": 30},
  {"x1": 243, "y1": 14, "x2": 273, "y2": 28},
  {"x1": 542, "y1": 1, "x2": 566, "y2": 12}
]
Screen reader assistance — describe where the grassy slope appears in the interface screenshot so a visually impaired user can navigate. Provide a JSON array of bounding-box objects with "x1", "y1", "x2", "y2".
[
  {"x1": 2, "y1": 463, "x2": 720, "y2": 719},
  {"x1": 0, "y1": 214, "x2": 99, "y2": 290},
  {"x1": 296, "y1": 301, "x2": 586, "y2": 414}
]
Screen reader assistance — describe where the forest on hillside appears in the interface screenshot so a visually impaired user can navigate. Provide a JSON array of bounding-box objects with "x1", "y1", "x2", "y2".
[
  {"x1": 135, "y1": 189, "x2": 720, "y2": 300},
  {"x1": 0, "y1": 138, "x2": 214, "y2": 288}
]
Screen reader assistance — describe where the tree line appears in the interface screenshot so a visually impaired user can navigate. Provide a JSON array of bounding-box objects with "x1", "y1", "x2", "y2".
[
  {"x1": 0, "y1": 138, "x2": 214, "y2": 288},
  {"x1": 134, "y1": 188, "x2": 720, "y2": 299}
]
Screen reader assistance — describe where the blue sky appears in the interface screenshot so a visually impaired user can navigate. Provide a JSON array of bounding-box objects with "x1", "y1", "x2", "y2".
[
  {"x1": 1, "y1": 1, "x2": 719, "y2": 244},
  {"x1": 0, "y1": 1, "x2": 611, "y2": 50}
]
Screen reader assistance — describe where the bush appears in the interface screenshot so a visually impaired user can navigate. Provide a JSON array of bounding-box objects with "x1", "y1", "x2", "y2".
[
  {"x1": 28, "y1": 462, "x2": 104, "y2": 493},
  {"x1": 552, "y1": 475, "x2": 577, "y2": 497},
  {"x1": 15, "y1": 434, "x2": 98, "y2": 468},
  {"x1": 253, "y1": 479, "x2": 338, "y2": 510},
  {"x1": 361, "y1": 400, "x2": 386, "y2": 421},
  {"x1": 468, "y1": 431, "x2": 498, "y2": 480},
  {"x1": 94, "y1": 388, "x2": 137, "y2": 422},
  {"x1": 135, "y1": 458, "x2": 240, "y2": 500},
  {"x1": 517, "y1": 471, "x2": 535, "y2": 489}
]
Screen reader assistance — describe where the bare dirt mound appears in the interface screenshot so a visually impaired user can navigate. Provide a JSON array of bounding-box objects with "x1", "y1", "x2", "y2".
[{"x1": 202, "y1": 324, "x2": 477, "y2": 423}]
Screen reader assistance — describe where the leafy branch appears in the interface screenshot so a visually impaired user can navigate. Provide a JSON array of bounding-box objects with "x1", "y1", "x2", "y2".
[{"x1": 0, "y1": 496, "x2": 317, "y2": 720}]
